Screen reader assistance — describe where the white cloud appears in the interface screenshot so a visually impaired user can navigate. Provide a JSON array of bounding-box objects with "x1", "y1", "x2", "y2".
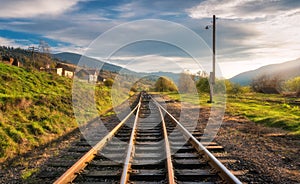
[
  {"x1": 0, "y1": 37, "x2": 25, "y2": 48},
  {"x1": 0, "y1": 37, "x2": 15, "y2": 46},
  {"x1": 99, "y1": 55, "x2": 209, "y2": 75},
  {"x1": 187, "y1": 1, "x2": 300, "y2": 75},
  {"x1": 0, "y1": 0, "x2": 83, "y2": 18},
  {"x1": 186, "y1": 0, "x2": 288, "y2": 20}
]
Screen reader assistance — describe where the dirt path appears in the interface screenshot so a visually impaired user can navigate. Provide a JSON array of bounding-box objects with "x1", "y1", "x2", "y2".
[{"x1": 216, "y1": 113, "x2": 300, "y2": 183}]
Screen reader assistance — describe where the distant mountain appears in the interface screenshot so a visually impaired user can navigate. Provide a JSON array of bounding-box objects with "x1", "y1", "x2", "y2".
[
  {"x1": 53, "y1": 52, "x2": 133, "y2": 74},
  {"x1": 230, "y1": 58, "x2": 300, "y2": 86},
  {"x1": 53, "y1": 52, "x2": 181, "y2": 83},
  {"x1": 148, "y1": 71, "x2": 180, "y2": 84}
]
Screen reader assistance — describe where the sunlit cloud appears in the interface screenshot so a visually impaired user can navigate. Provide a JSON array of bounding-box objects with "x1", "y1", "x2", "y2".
[
  {"x1": 0, "y1": 0, "x2": 85, "y2": 18},
  {"x1": 185, "y1": 0, "x2": 300, "y2": 78},
  {"x1": 0, "y1": 0, "x2": 299, "y2": 78}
]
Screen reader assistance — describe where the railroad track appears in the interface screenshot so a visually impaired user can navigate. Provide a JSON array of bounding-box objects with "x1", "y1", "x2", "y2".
[{"x1": 54, "y1": 92, "x2": 242, "y2": 184}]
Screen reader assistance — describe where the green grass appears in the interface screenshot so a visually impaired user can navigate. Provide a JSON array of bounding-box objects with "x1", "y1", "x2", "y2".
[
  {"x1": 21, "y1": 168, "x2": 39, "y2": 180},
  {"x1": 164, "y1": 92, "x2": 209, "y2": 106},
  {"x1": 0, "y1": 63, "x2": 117, "y2": 161},
  {"x1": 164, "y1": 91, "x2": 300, "y2": 135},
  {"x1": 227, "y1": 93, "x2": 300, "y2": 135}
]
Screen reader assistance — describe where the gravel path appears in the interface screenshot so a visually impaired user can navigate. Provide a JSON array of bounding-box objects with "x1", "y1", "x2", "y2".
[{"x1": 216, "y1": 113, "x2": 300, "y2": 183}]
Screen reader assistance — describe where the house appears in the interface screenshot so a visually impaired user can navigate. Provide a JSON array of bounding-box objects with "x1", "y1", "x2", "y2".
[
  {"x1": 40, "y1": 67, "x2": 63, "y2": 76},
  {"x1": 64, "y1": 70, "x2": 74, "y2": 78},
  {"x1": 75, "y1": 69, "x2": 99, "y2": 83},
  {"x1": 56, "y1": 63, "x2": 75, "y2": 78},
  {"x1": 1, "y1": 56, "x2": 21, "y2": 67},
  {"x1": 87, "y1": 69, "x2": 98, "y2": 82}
]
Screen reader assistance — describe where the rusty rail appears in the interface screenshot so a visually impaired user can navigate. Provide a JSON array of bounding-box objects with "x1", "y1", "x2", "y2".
[
  {"x1": 158, "y1": 106, "x2": 176, "y2": 184},
  {"x1": 120, "y1": 99, "x2": 141, "y2": 183},
  {"x1": 152, "y1": 96, "x2": 242, "y2": 184},
  {"x1": 54, "y1": 99, "x2": 141, "y2": 184}
]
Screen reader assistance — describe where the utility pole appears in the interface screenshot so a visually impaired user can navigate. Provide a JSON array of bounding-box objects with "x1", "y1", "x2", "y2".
[
  {"x1": 206, "y1": 15, "x2": 216, "y2": 103},
  {"x1": 212, "y1": 14, "x2": 216, "y2": 85},
  {"x1": 28, "y1": 46, "x2": 38, "y2": 68}
]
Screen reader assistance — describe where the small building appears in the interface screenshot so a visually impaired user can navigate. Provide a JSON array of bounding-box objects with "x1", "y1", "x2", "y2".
[
  {"x1": 87, "y1": 69, "x2": 98, "y2": 83},
  {"x1": 56, "y1": 63, "x2": 75, "y2": 78},
  {"x1": 40, "y1": 67, "x2": 63, "y2": 76},
  {"x1": 64, "y1": 70, "x2": 74, "y2": 78},
  {"x1": 55, "y1": 68, "x2": 63, "y2": 76},
  {"x1": 1, "y1": 56, "x2": 21, "y2": 67},
  {"x1": 75, "y1": 69, "x2": 99, "y2": 83}
]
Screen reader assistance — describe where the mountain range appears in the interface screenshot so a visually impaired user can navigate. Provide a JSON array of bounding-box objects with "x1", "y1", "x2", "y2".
[
  {"x1": 53, "y1": 52, "x2": 132, "y2": 73},
  {"x1": 53, "y1": 52, "x2": 180, "y2": 82},
  {"x1": 230, "y1": 58, "x2": 300, "y2": 85},
  {"x1": 54, "y1": 52, "x2": 300, "y2": 86}
]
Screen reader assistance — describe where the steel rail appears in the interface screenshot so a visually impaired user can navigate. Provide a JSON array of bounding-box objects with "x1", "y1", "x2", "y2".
[
  {"x1": 151, "y1": 96, "x2": 242, "y2": 184},
  {"x1": 54, "y1": 99, "x2": 141, "y2": 184},
  {"x1": 119, "y1": 97, "x2": 142, "y2": 183},
  {"x1": 158, "y1": 106, "x2": 176, "y2": 184}
]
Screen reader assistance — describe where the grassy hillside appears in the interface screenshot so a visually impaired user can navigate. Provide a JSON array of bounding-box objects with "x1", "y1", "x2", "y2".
[
  {"x1": 164, "y1": 92, "x2": 300, "y2": 135},
  {"x1": 0, "y1": 63, "x2": 114, "y2": 161}
]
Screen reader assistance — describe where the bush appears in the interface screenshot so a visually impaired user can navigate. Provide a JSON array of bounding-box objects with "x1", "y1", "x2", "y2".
[
  {"x1": 225, "y1": 80, "x2": 243, "y2": 94},
  {"x1": 284, "y1": 76, "x2": 300, "y2": 95},
  {"x1": 251, "y1": 75, "x2": 282, "y2": 94},
  {"x1": 104, "y1": 78, "x2": 114, "y2": 87},
  {"x1": 196, "y1": 77, "x2": 210, "y2": 93},
  {"x1": 178, "y1": 72, "x2": 196, "y2": 93},
  {"x1": 154, "y1": 77, "x2": 178, "y2": 92}
]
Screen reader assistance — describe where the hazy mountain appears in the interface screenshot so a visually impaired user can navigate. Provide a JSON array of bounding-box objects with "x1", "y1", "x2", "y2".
[
  {"x1": 148, "y1": 71, "x2": 180, "y2": 84},
  {"x1": 230, "y1": 58, "x2": 300, "y2": 86},
  {"x1": 53, "y1": 52, "x2": 181, "y2": 82},
  {"x1": 53, "y1": 52, "x2": 133, "y2": 73}
]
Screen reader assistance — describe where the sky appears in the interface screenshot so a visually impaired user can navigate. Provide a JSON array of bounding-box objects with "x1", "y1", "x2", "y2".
[{"x1": 0, "y1": 0, "x2": 299, "y2": 78}]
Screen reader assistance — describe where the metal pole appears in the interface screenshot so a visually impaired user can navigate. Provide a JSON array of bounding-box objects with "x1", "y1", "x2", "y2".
[
  {"x1": 213, "y1": 15, "x2": 216, "y2": 84},
  {"x1": 209, "y1": 15, "x2": 216, "y2": 103}
]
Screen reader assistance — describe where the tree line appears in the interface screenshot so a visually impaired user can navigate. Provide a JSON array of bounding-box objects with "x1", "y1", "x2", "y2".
[{"x1": 154, "y1": 71, "x2": 300, "y2": 97}]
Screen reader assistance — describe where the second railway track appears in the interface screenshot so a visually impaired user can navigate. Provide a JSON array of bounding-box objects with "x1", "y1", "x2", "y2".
[{"x1": 54, "y1": 92, "x2": 242, "y2": 184}]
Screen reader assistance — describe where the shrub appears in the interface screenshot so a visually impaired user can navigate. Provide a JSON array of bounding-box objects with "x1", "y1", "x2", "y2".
[
  {"x1": 251, "y1": 75, "x2": 282, "y2": 94},
  {"x1": 104, "y1": 78, "x2": 114, "y2": 87},
  {"x1": 225, "y1": 80, "x2": 243, "y2": 94},
  {"x1": 284, "y1": 76, "x2": 300, "y2": 95},
  {"x1": 154, "y1": 77, "x2": 178, "y2": 92},
  {"x1": 196, "y1": 77, "x2": 210, "y2": 93}
]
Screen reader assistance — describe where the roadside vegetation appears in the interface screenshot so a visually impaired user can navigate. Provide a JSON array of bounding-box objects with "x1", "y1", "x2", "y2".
[
  {"x1": 0, "y1": 63, "x2": 116, "y2": 162},
  {"x1": 158, "y1": 74, "x2": 300, "y2": 136}
]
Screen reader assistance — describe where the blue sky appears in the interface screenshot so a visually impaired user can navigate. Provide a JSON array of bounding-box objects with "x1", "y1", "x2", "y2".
[{"x1": 0, "y1": 0, "x2": 300, "y2": 78}]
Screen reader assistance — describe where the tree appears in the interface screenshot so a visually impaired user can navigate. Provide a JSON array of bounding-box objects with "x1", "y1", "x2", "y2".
[
  {"x1": 178, "y1": 71, "x2": 195, "y2": 93},
  {"x1": 284, "y1": 76, "x2": 300, "y2": 96},
  {"x1": 251, "y1": 75, "x2": 282, "y2": 94},
  {"x1": 154, "y1": 77, "x2": 177, "y2": 92},
  {"x1": 196, "y1": 77, "x2": 210, "y2": 93},
  {"x1": 104, "y1": 78, "x2": 114, "y2": 87},
  {"x1": 224, "y1": 80, "x2": 243, "y2": 94}
]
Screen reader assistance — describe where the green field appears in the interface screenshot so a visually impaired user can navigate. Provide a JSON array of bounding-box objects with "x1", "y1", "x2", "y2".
[
  {"x1": 226, "y1": 93, "x2": 300, "y2": 135},
  {"x1": 0, "y1": 63, "x2": 115, "y2": 161},
  {"x1": 165, "y1": 92, "x2": 300, "y2": 135}
]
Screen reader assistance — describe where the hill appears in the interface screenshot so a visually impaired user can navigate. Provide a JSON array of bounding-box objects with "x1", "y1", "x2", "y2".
[
  {"x1": 53, "y1": 52, "x2": 134, "y2": 74},
  {"x1": 230, "y1": 58, "x2": 300, "y2": 85},
  {"x1": 0, "y1": 63, "x2": 114, "y2": 162},
  {"x1": 0, "y1": 46, "x2": 56, "y2": 69},
  {"x1": 53, "y1": 52, "x2": 183, "y2": 83}
]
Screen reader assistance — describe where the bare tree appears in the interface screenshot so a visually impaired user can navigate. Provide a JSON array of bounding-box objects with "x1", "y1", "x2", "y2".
[{"x1": 178, "y1": 70, "x2": 197, "y2": 93}]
